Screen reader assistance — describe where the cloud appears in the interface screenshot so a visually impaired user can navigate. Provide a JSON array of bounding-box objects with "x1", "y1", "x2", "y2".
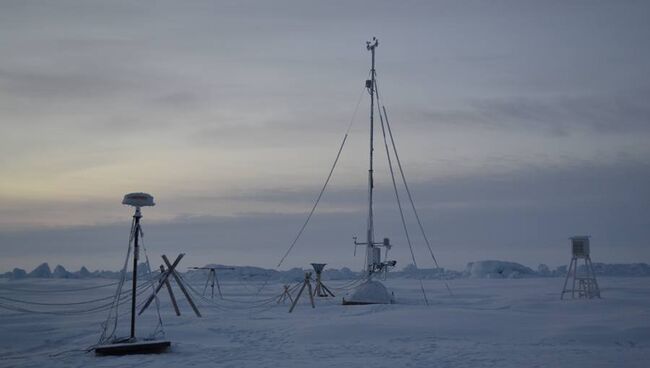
[
  {"x1": 1, "y1": 0, "x2": 649, "y2": 273},
  {"x1": 152, "y1": 91, "x2": 204, "y2": 110},
  {"x1": 0, "y1": 67, "x2": 141, "y2": 101},
  {"x1": 405, "y1": 89, "x2": 650, "y2": 137},
  {"x1": 2, "y1": 159, "x2": 648, "y2": 272}
]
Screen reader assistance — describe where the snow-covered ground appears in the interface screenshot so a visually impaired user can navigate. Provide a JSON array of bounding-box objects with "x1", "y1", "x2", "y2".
[{"x1": 1, "y1": 277, "x2": 649, "y2": 367}]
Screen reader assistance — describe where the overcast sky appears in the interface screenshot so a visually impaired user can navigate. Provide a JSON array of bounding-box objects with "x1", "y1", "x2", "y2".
[{"x1": 1, "y1": 0, "x2": 649, "y2": 273}]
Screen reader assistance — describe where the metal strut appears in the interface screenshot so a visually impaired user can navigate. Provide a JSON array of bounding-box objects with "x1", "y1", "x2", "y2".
[{"x1": 130, "y1": 208, "x2": 141, "y2": 339}]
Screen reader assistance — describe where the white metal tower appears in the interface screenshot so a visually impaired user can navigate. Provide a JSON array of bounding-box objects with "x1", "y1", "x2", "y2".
[{"x1": 561, "y1": 236, "x2": 601, "y2": 299}]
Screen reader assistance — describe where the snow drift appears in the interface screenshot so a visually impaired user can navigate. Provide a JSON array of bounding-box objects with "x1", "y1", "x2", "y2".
[{"x1": 343, "y1": 280, "x2": 394, "y2": 304}]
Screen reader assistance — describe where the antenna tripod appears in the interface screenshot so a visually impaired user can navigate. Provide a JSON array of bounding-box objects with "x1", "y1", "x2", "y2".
[{"x1": 191, "y1": 266, "x2": 236, "y2": 299}]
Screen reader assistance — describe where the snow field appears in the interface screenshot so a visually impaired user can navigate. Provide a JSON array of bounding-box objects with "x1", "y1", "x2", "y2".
[{"x1": 1, "y1": 277, "x2": 649, "y2": 367}]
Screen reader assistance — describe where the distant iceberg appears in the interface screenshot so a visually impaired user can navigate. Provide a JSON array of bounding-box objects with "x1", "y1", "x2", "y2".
[
  {"x1": 465, "y1": 260, "x2": 536, "y2": 279},
  {"x1": 27, "y1": 263, "x2": 52, "y2": 278}
]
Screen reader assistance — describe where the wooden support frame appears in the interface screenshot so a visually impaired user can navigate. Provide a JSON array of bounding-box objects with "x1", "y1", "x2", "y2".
[
  {"x1": 162, "y1": 255, "x2": 202, "y2": 317},
  {"x1": 138, "y1": 253, "x2": 202, "y2": 318},
  {"x1": 277, "y1": 284, "x2": 295, "y2": 304},
  {"x1": 313, "y1": 274, "x2": 335, "y2": 297},
  {"x1": 289, "y1": 272, "x2": 315, "y2": 313},
  {"x1": 139, "y1": 254, "x2": 184, "y2": 315},
  {"x1": 315, "y1": 282, "x2": 335, "y2": 297},
  {"x1": 310, "y1": 263, "x2": 335, "y2": 297}
]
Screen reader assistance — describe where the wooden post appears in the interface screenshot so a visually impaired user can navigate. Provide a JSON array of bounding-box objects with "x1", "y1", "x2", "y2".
[
  {"x1": 313, "y1": 278, "x2": 321, "y2": 297},
  {"x1": 307, "y1": 282, "x2": 316, "y2": 308},
  {"x1": 214, "y1": 270, "x2": 223, "y2": 299},
  {"x1": 321, "y1": 283, "x2": 335, "y2": 297},
  {"x1": 160, "y1": 265, "x2": 181, "y2": 316},
  {"x1": 289, "y1": 280, "x2": 307, "y2": 313},
  {"x1": 586, "y1": 257, "x2": 601, "y2": 298},
  {"x1": 306, "y1": 273, "x2": 315, "y2": 309},
  {"x1": 571, "y1": 258, "x2": 577, "y2": 298},
  {"x1": 560, "y1": 257, "x2": 573, "y2": 300},
  {"x1": 162, "y1": 255, "x2": 202, "y2": 318},
  {"x1": 202, "y1": 269, "x2": 212, "y2": 296}
]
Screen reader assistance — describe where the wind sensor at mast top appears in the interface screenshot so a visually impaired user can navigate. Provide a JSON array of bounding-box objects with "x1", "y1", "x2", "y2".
[{"x1": 366, "y1": 37, "x2": 378, "y2": 51}]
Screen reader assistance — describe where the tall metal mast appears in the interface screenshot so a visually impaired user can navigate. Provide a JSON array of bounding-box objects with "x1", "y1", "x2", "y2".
[
  {"x1": 366, "y1": 37, "x2": 378, "y2": 276},
  {"x1": 130, "y1": 208, "x2": 141, "y2": 339},
  {"x1": 353, "y1": 38, "x2": 394, "y2": 281},
  {"x1": 344, "y1": 39, "x2": 397, "y2": 305}
]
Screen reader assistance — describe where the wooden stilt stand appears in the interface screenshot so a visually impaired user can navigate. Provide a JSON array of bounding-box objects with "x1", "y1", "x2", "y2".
[{"x1": 288, "y1": 272, "x2": 315, "y2": 313}]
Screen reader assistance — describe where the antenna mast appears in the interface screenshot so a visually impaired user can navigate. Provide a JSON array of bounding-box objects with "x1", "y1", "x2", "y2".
[
  {"x1": 344, "y1": 38, "x2": 396, "y2": 305},
  {"x1": 365, "y1": 37, "x2": 379, "y2": 278},
  {"x1": 130, "y1": 207, "x2": 141, "y2": 339},
  {"x1": 121, "y1": 193, "x2": 156, "y2": 340},
  {"x1": 366, "y1": 38, "x2": 378, "y2": 276}
]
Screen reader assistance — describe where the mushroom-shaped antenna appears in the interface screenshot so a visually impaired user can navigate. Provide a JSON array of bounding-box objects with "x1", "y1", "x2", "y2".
[{"x1": 122, "y1": 192, "x2": 155, "y2": 207}]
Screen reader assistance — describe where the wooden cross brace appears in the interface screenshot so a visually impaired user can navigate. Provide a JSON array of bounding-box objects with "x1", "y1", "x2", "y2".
[
  {"x1": 138, "y1": 253, "x2": 202, "y2": 317},
  {"x1": 277, "y1": 284, "x2": 295, "y2": 304}
]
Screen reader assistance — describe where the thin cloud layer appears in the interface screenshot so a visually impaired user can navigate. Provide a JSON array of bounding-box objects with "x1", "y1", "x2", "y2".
[{"x1": 1, "y1": 0, "x2": 649, "y2": 271}]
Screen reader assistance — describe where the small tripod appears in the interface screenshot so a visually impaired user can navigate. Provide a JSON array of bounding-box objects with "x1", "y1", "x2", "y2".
[{"x1": 191, "y1": 266, "x2": 235, "y2": 299}]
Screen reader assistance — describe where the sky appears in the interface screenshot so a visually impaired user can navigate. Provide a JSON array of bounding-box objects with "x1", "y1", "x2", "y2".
[{"x1": 1, "y1": 0, "x2": 649, "y2": 273}]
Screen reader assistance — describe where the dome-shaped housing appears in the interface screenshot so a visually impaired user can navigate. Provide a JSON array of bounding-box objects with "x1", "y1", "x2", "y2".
[
  {"x1": 342, "y1": 280, "x2": 394, "y2": 305},
  {"x1": 122, "y1": 192, "x2": 155, "y2": 207}
]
